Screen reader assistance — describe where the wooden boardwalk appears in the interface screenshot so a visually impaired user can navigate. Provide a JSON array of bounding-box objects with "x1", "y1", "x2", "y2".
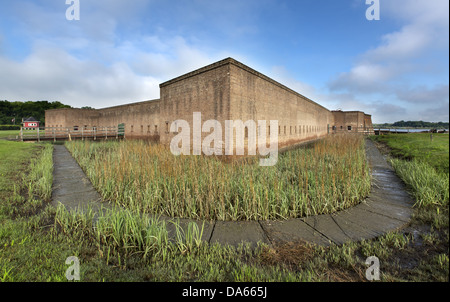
[{"x1": 20, "y1": 126, "x2": 125, "y2": 142}]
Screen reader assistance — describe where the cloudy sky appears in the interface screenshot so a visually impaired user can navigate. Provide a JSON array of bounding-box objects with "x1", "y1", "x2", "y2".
[{"x1": 0, "y1": 0, "x2": 448, "y2": 123}]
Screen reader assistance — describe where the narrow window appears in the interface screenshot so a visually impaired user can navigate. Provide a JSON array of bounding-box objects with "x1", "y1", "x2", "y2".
[{"x1": 348, "y1": 126, "x2": 352, "y2": 131}]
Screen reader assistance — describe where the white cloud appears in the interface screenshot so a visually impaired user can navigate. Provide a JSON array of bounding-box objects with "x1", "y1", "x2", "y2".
[
  {"x1": 129, "y1": 36, "x2": 220, "y2": 80},
  {"x1": 0, "y1": 0, "x2": 255, "y2": 109},
  {"x1": 2, "y1": 0, "x2": 447, "y2": 124},
  {"x1": 269, "y1": 66, "x2": 321, "y2": 101},
  {"x1": 420, "y1": 102, "x2": 450, "y2": 122},
  {"x1": 329, "y1": 63, "x2": 403, "y2": 94},
  {"x1": 327, "y1": 0, "x2": 448, "y2": 122},
  {"x1": 0, "y1": 28, "x2": 233, "y2": 108},
  {"x1": 330, "y1": 0, "x2": 448, "y2": 92},
  {"x1": 396, "y1": 84, "x2": 449, "y2": 104},
  {"x1": 268, "y1": 65, "x2": 377, "y2": 113},
  {"x1": 0, "y1": 46, "x2": 161, "y2": 108},
  {"x1": 0, "y1": 0, "x2": 228, "y2": 108},
  {"x1": 366, "y1": 0, "x2": 448, "y2": 62},
  {"x1": 383, "y1": 0, "x2": 449, "y2": 27},
  {"x1": 366, "y1": 24, "x2": 431, "y2": 61},
  {"x1": 371, "y1": 102, "x2": 407, "y2": 123}
]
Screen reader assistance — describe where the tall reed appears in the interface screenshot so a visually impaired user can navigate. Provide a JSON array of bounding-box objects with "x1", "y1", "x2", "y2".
[
  {"x1": 54, "y1": 204, "x2": 204, "y2": 260},
  {"x1": 390, "y1": 158, "x2": 449, "y2": 208},
  {"x1": 66, "y1": 134, "x2": 371, "y2": 221},
  {"x1": 26, "y1": 143, "x2": 53, "y2": 201}
]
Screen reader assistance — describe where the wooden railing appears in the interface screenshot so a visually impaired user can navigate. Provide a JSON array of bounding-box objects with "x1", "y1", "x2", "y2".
[
  {"x1": 20, "y1": 126, "x2": 125, "y2": 142},
  {"x1": 331, "y1": 127, "x2": 375, "y2": 135}
]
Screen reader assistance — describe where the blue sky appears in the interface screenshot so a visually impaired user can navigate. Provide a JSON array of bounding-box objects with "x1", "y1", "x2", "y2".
[{"x1": 0, "y1": 0, "x2": 448, "y2": 123}]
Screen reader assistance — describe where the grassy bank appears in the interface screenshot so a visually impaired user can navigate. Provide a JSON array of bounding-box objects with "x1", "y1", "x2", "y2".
[
  {"x1": 372, "y1": 133, "x2": 449, "y2": 174},
  {"x1": 0, "y1": 141, "x2": 60, "y2": 281},
  {"x1": 371, "y1": 133, "x2": 449, "y2": 210},
  {"x1": 0, "y1": 130, "x2": 20, "y2": 140},
  {"x1": 368, "y1": 133, "x2": 449, "y2": 280},
  {"x1": 0, "y1": 140, "x2": 321, "y2": 282},
  {"x1": 1, "y1": 134, "x2": 448, "y2": 283},
  {"x1": 0, "y1": 140, "x2": 315, "y2": 282},
  {"x1": 65, "y1": 134, "x2": 371, "y2": 221}
]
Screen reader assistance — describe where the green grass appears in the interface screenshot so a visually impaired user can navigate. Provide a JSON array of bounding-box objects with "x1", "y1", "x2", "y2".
[
  {"x1": 0, "y1": 140, "x2": 65, "y2": 281},
  {"x1": 65, "y1": 134, "x2": 371, "y2": 221},
  {"x1": 0, "y1": 134, "x2": 448, "y2": 283},
  {"x1": 0, "y1": 130, "x2": 20, "y2": 140},
  {"x1": 390, "y1": 158, "x2": 449, "y2": 209},
  {"x1": 371, "y1": 133, "x2": 449, "y2": 174},
  {"x1": 371, "y1": 133, "x2": 449, "y2": 209},
  {"x1": 0, "y1": 140, "x2": 311, "y2": 282},
  {"x1": 0, "y1": 140, "x2": 37, "y2": 202},
  {"x1": 366, "y1": 133, "x2": 449, "y2": 280}
]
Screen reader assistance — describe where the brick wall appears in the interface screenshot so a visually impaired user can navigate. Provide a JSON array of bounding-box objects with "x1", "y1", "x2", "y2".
[
  {"x1": 45, "y1": 100, "x2": 160, "y2": 139},
  {"x1": 159, "y1": 60, "x2": 231, "y2": 147},
  {"x1": 331, "y1": 111, "x2": 374, "y2": 133},
  {"x1": 45, "y1": 58, "x2": 374, "y2": 149},
  {"x1": 229, "y1": 60, "x2": 333, "y2": 151}
]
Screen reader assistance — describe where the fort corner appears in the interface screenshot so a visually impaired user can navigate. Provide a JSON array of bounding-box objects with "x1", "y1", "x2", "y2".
[{"x1": 45, "y1": 57, "x2": 374, "y2": 151}]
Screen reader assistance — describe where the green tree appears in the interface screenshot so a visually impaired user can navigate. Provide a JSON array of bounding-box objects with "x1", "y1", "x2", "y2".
[{"x1": 0, "y1": 100, "x2": 71, "y2": 126}]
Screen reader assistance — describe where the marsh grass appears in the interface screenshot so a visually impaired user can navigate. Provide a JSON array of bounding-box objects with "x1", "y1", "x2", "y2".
[
  {"x1": 1, "y1": 137, "x2": 448, "y2": 282},
  {"x1": 0, "y1": 143, "x2": 53, "y2": 218},
  {"x1": 371, "y1": 133, "x2": 449, "y2": 174},
  {"x1": 54, "y1": 204, "x2": 205, "y2": 262},
  {"x1": 390, "y1": 158, "x2": 449, "y2": 209},
  {"x1": 66, "y1": 134, "x2": 371, "y2": 221},
  {"x1": 26, "y1": 143, "x2": 53, "y2": 201}
]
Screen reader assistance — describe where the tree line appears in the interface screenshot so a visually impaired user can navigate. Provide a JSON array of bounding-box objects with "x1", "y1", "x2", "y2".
[
  {"x1": 0, "y1": 100, "x2": 71, "y2": 126},
  {"x1": 374, "y1": 120, "x2": 449, "y2": 129}
]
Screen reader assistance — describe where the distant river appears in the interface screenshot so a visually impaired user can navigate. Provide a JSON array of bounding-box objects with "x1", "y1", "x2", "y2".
[{"x1": 376, "y1": 129, "x2": 449, "y2": 133}]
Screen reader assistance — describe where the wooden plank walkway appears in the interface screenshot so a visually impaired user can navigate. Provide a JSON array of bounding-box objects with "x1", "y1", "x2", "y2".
[
  {"x1": 21, "y1": 126, "x2": 124, "y2": 142},
  {"x1": 51, "y1": 145, "x2": 110, "y2": 212}
]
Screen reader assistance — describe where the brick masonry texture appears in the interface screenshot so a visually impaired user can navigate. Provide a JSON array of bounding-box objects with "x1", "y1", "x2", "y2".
[{"x1": 45, "y1": 58, "x2": 374, "y2": 149}]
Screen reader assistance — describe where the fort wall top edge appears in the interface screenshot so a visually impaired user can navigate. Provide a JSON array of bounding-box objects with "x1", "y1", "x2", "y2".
[
  {"x1": 159, "y1": 57, "x2": 331, "y2": 113},
  {"x1": 44, "y1": 99, "x2": 160, "y2": 113}
]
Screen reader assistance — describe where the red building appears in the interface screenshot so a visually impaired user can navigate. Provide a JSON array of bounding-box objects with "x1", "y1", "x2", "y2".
[{"x1": 22, "y1": 117, "x2": 40, "y2": 130}]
